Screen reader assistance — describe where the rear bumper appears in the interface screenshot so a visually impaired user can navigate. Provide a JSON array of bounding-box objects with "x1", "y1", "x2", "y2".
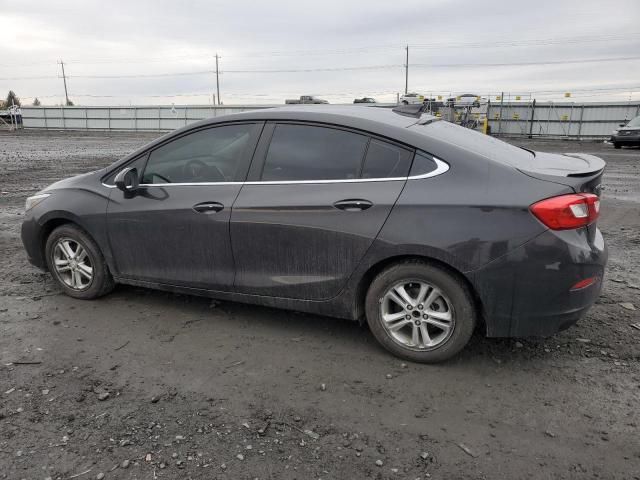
[{"x1": 468, "y1": 227, "x2": 607, "y2": 337}]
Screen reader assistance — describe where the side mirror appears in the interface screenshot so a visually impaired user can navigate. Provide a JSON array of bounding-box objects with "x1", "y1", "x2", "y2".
[
  {"x1": 619, "y1": 123, "x2": 626, "y2": 127},
  {"x1": 114, "y1": 167, "x2": 139, "y2": 193}
]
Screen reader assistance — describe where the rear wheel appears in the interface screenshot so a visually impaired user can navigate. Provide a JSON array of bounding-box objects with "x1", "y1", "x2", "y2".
[
  {"x1": 365, "y1": 261, "x2": 476, "y2": 363},
  {"x1": 45, "y1": 224, "x2": 115, "y2": 299}
]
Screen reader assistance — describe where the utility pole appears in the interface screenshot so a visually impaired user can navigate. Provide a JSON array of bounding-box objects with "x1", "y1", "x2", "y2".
[
  {"x1": 215, "y1": 53, "x2": 221, "y2": 106},
  {"x1": 404, "y1": 45, "x2": 409, "y2": 95},
  {"x1": 59, "y1": 60, "x2": 70, "y2": 106}
]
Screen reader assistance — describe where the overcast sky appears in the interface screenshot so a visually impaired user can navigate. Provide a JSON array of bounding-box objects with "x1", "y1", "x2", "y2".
[{"x1": 1, "y1": 0, "x2": 640, "y2": 106}]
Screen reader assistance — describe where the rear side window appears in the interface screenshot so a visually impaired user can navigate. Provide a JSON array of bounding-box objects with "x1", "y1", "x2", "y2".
[
  {"x1": 262, "y1": 124, "x2": 368, "y2": 181},
  {"x1": 361, "y1": 139, "x2": 412, "y2": 178}
]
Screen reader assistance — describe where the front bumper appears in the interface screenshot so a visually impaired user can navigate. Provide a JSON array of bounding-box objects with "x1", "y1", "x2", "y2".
[
  {"x1": 21, "y1": 214, "x2": 48, "y2": 270},
  {"x1": 611, "y1": 133, "x2": 640, "y2": 145},
  {"x1": 468, "y1": 227, "x2": 607, "y2": 337}
]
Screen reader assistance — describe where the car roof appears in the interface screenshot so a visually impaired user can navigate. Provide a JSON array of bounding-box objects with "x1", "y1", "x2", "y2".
[{"x1": 200, "y1": 105, "x2": 435, "y2": 130}]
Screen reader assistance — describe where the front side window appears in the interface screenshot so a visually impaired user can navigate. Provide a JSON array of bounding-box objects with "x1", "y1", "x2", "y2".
[
  {"x1": 361, "y1": 139, "x2": 412, "y2": 179},
  {"x1": 261, "y1": 124, "x2": 368, "y2": 181},
  {"x1": 142, "y1": 124, "x2": 256, "y2": 184}
]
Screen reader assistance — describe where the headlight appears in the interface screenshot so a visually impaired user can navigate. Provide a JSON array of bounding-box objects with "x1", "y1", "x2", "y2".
[
  {"x1": 612, "y1": 130, "x2": 619, "y2": 135},
  {"x1": 25, "y1": 193, "x2": 51, "y2": 211}
]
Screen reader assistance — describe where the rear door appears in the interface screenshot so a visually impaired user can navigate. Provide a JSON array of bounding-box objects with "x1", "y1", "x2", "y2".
[
  {"x1": 230, "y1": 122, "x2": 413, "y2": 300},
  {"x1": 106, "y1": 122, "x2": 262, "y2": 290}
]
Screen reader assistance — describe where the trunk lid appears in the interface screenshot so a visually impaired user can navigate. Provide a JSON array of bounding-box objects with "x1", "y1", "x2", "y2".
[{"x1": 517, "y1": 151, "x2": 605, "y2": 196}]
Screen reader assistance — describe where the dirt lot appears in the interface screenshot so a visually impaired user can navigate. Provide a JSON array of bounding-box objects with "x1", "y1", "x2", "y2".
[{"x1": 1, "y1": 130, "x2": 639, "y2": 480}]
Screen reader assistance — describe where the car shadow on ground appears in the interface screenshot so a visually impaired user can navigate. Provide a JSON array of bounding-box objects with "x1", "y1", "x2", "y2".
[{"x1": 100, "y1": 283, "x2": 559, "y2": 368}]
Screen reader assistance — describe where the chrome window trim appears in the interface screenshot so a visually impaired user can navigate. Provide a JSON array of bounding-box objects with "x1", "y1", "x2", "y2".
[{"x1": 102, "y1": 157, "x2": 448, "y2": 188}]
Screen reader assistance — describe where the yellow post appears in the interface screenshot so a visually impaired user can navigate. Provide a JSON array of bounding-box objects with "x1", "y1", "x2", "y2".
[{"x1": 483, "y1": 116, "x2": 489, "y2": 135}]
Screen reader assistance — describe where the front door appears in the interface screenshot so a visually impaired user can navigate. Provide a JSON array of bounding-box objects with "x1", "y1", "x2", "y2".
[
  {"x1": 107, "y1": 122, "x2": 262, "y2": 290},
  {"x1": 230, "y1": 122, "x2": 413, "y2": 300}
]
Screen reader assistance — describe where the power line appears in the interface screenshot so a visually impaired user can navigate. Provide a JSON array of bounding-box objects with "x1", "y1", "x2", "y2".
[
  {"x1": 3, "y1": 54, "x2": 638, "y2": 81},
  {"x1": 1, "y1": 32, "x2": 637, "y2": 68}
]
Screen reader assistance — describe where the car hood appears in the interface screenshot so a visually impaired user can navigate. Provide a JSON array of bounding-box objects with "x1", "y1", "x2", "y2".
[
  {"x1": 618, "y1": 126, "x2": 640, "y2": 132},
  {"x1": 40, "y1": 169, "x2": 106, "y2": 194}
]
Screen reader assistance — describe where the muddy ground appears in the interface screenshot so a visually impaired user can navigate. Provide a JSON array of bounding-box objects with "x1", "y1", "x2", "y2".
[{"x1": 0, "y1": 130, "x2": 639, "y2": 480}]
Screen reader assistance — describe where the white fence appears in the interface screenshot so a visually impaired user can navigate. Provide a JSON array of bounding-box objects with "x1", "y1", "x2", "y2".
[
  {"x1": 18, "y1": 101, "x2": 640, "y2": 138},
  {"x1": 19, "y1": 105, "x2": 274, "y2": 131},
  {"x1": 485, "y1": 101, "x2": 640, "y2": 138}
]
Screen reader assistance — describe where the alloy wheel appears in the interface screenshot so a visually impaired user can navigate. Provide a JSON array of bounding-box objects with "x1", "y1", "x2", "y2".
[
  {"x1": 380, "y1": 280, "x2": 455, "y2": 350},
  {"x1": 52, "y1": 238, "x2": 93, "y2": 290}
]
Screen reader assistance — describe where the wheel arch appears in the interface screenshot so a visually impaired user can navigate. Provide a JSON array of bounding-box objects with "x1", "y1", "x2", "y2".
[
  {"x1": 38, "y1": 213, "x2": 97, "y2": 270},
  {"x1": 353, "y1": 254, "x2": 486, "y2": 334}
]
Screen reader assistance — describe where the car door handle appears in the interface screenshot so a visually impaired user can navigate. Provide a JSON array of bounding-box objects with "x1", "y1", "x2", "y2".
[
  {"x1": 333, "y1": 199, "x2": 373, "y2": 211},
  {"x1": 193, "y1": 202, "x2": 224, "y2": 213}
]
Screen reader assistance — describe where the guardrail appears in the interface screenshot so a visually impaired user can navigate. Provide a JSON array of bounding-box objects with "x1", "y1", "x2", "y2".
[{"x1": 18, "y1": 102, "x2": 640, "y2": 139}]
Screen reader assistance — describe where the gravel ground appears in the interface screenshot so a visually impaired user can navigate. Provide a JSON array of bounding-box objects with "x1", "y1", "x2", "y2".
[{"x1": 0, "y1": 130, "x2": 639, "y2": 480}]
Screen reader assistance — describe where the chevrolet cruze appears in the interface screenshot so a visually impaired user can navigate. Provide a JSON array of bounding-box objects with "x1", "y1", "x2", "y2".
[{"x1": 21, "y1": 105, "x2": 607, "y2": 362}]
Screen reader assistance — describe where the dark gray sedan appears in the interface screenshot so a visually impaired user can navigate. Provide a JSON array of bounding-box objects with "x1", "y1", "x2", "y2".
[
  {"x1": 21, "y1": 106, "x2": 607, "y2": 362},
  {"x1": 610, "y1": 115, "x2": 640, "y2": 148}
]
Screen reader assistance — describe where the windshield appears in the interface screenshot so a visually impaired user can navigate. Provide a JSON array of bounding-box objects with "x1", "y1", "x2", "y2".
[{"x1": 626, "y1": 116, "x2": 640, "y2": 128}]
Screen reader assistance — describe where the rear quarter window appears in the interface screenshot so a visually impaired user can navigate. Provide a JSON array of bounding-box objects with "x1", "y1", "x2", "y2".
[{"x1": 409, "y1": 152, "x2": 438, "y2": 177}]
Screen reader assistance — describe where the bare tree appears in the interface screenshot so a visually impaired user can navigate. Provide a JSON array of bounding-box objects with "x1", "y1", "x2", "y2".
[{"x1": 32, "y1": 97, "x2": 42, "y2": 106}]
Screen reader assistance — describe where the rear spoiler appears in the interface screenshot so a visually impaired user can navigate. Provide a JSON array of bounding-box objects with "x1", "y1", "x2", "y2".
[{"x1": 561, "y1": 153, "x2": 606, "y2": 177}]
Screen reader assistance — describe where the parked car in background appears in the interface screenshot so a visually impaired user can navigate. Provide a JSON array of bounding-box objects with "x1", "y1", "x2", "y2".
[
  {"x1": 610, "y1": 116, "x2": 640, "y2": 148},
  {"x1": 285, "y1": 95, "x2": 329, "y2": 104},
  {"x1": 21, "y1": 105, "x2": 607, "y2": 363},
  {"x1": 353, "y1": 97, "x2": 377, "y2": 104},
  {"x1": 400, "y1": 93, "x2": 425, "y2": 105},
  {"x1": 446, "y1": 94, "x2": 481, "y2": 107}
]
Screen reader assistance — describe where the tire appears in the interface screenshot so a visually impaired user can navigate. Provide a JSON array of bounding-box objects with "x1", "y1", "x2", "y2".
[
  {"x1": 365, "y1": 260, "x2": 476, "y2": 363},
  {"x1": 45, "y1": 224, "x2": 115, "y2": 299},
  {"x1": 402, "y1": 101, "x2": 409, "y2": 105},
  {"x1": 613, "y1": 142, "x2": 621, "y2": 149}
]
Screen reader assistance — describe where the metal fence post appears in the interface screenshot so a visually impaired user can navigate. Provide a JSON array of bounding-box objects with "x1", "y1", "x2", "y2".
[
  {"x1": 61, "y1": 106, "x2": 65, "y2": 129},
  {"x1": 43, "y1": 107, "x2": 48, "y2": 129},
  {"x1": 528, "y1": 99, "x2": 536, "y2": 138},
  {"x1": 577, "y1": 105, "x2": 585, "y2": 139},
  {"x1": 107, "y1": 108, "x2": 111, "y2": 131},
  {"x1": 134, "y1": 107, "x2": 138, "y2": 131},
  {"x1": 85, "y1": 108, "x2": 88, "y2": 130},
  {"x1": 567, "y1": 103, "x2": 574, "y2": 138},
  {"x1": 497, "y1": 92, "x2": 504, "y2": 136}
]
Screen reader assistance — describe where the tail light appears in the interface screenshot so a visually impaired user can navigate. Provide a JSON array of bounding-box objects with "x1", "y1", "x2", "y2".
[{"x1": 530, "y1": 193, "x2": 600, "y2": 230}]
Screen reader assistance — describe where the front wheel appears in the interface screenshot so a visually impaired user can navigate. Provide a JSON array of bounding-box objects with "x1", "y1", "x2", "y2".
[
  {"x1": 365, "y1": 261, "x2": 476, "y2": 363},
  {"x1": 613, "y1": 142, "x2": 621, "y2": 149},
  {"x1": 45, "y1": 224, "x2": 115, "y2": 299}
]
